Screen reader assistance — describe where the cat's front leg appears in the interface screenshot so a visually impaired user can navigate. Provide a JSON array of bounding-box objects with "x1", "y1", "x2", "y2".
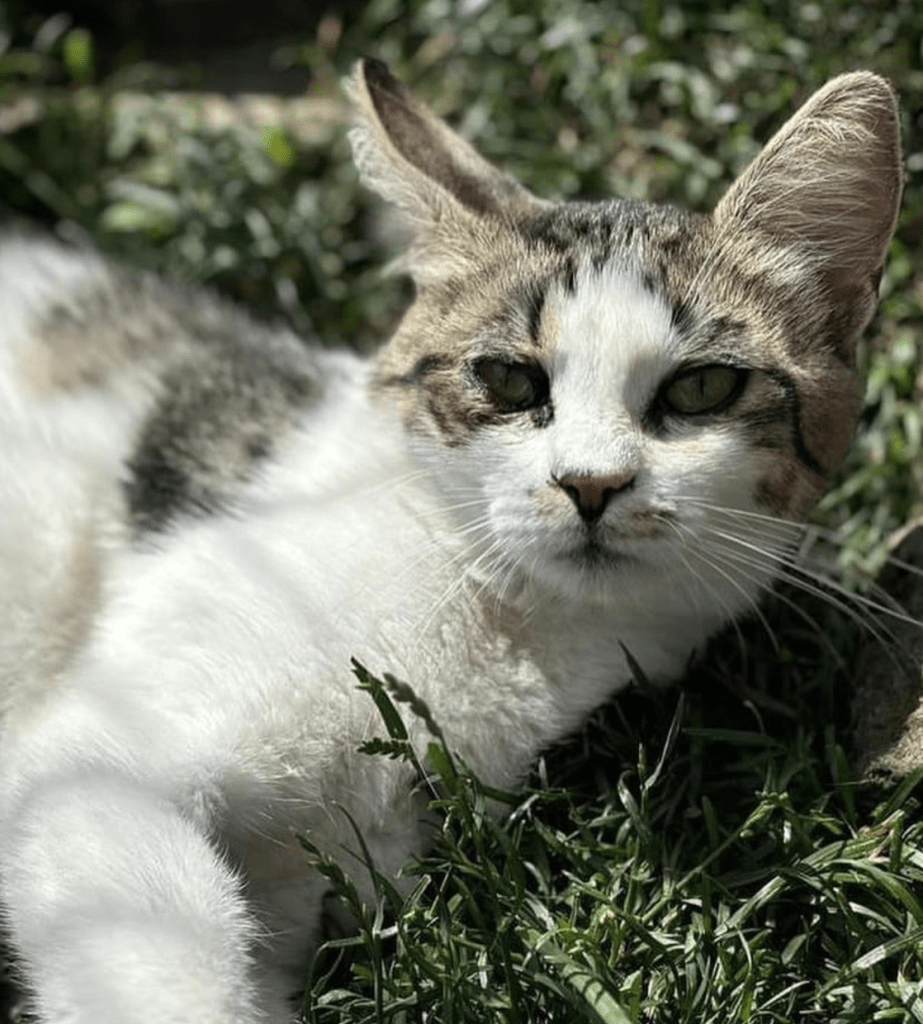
[{"x1": 0, "y1": 760, "x2": 291, "y2": 1024}]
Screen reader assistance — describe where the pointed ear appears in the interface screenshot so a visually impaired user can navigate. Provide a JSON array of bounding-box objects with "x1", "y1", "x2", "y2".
[
  {"x1": 347, "y1": 58, "x2": 545, "y2": 229},
  {"x1": 715, "y1": 72, "x2": 902, "y2": 291}
]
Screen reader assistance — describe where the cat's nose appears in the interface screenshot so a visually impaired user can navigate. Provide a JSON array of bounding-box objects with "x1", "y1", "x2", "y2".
[{"x1": 554, "y1": 471, "x2": 635, "y2": 523}]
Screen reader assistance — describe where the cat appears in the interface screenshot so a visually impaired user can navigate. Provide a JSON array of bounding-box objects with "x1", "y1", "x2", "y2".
[{"x1": 0, "y1": 59, "x2": 902, "y2": 1023}]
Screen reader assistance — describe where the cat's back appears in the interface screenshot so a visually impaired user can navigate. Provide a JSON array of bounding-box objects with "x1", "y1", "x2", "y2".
[
  {"x1": 0, "y1": 232, "x2": 352, "y2": 713},
  {"x1": 0, "y1": 231, "x2": 324, "y2": 457}
]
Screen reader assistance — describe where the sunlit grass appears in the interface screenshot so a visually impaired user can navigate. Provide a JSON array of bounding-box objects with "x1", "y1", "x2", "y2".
[{"x1": 301, "y1": 597, "x2": 923, "y2": 1022}]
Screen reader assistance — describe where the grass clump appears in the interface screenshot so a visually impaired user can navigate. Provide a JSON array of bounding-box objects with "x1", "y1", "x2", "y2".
[{"x1": 303, "y1": 597, "x2": 923, "y2": 1023}]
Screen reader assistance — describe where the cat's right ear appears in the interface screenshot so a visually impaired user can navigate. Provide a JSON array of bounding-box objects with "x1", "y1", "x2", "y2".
[{"x1": 347, "y1": 59, "x2": 545, "y2": 235}]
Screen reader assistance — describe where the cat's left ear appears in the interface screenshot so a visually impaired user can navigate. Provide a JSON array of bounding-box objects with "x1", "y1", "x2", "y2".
[
  {"x1": 713, "y1": 72, "x2": 902, "y2": 353},
  {"x1": 347, "y1": 59, "x2": 546, "y2": 233}
]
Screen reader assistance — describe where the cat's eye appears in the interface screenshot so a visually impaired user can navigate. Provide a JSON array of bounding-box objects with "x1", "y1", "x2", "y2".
[
  {"x1": 662, "y1": 365, "x2": 746, "y2": 416},
  {"x1": 474, "y1": 358, "x2": 549, "y2": 411}
]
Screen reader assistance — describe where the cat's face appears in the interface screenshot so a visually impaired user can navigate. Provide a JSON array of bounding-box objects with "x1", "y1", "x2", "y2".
[
  {"x1": 373, "y1": 203, "x2": 860, "y2": 606},
  {"x1": 352, "y1": 60, "x2": 901, "y2": 606}
]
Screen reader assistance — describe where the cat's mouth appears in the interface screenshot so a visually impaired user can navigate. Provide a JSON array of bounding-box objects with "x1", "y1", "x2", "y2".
[{"x1": 559, "y1": 538, "x2": 631, "y2": 572}]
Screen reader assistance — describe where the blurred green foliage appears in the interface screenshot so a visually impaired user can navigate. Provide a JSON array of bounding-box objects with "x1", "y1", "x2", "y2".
[{"x1": 0, "y1": 0, "x2": 921, "y2": 557}]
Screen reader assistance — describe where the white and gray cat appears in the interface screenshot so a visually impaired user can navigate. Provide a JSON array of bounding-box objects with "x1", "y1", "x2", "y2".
[{"x1": 0, "y1": 60, "x2": 902, "y2": 1022}]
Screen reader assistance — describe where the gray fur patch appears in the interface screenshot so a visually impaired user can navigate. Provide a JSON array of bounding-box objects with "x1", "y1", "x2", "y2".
[
  {"x1": 32, "y1": 264, "x2": 321, "y2": 535},
  {"x1": 124, "y1": 343, "x2": 315, "y2": 533}
]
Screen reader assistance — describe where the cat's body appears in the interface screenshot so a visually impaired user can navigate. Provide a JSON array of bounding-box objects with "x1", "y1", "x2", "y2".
[{"x1": 0, "y1": 62, "x2": 902, "y2": 1022}]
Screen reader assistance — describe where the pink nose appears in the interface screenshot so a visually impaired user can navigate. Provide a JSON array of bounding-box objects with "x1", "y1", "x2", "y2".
[{"x1": 554, "y1": 471, "x2": 635, "y2": 522}]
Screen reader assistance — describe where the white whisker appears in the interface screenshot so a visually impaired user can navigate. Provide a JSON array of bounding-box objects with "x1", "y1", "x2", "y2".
[
  {"x1": 662, "y1": 515, "x2": 782, "y2": 649},
  {"x1": 694, "y1": 524, "x2": 911, "y2": 657},
  {"x1": 655, "y1": 515, "x2": 757, "y2": 657}
]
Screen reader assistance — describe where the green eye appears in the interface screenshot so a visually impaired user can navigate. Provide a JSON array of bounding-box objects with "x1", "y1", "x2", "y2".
[
  {"x1": 474, "y1": 358, "x2": 549, "y2": 411},
  {"x1": 663, "y1": 365, "x2": 745, "y2": 415}
]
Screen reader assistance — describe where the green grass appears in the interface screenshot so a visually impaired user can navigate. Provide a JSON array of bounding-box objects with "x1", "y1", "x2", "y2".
[
  {"x1": 2, "y1": 1, "x2": 923, "y2": 1020},
  {"x1": 301, "y1": 592, "x2": 923, "y2": 1023}
]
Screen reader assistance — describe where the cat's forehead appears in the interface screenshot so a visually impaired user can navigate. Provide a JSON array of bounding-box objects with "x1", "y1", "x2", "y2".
[
  {"x1": 469, "y1": 199, "x2": 719, "y2": 370},
  {"x1": 416, "y1": 198, "x2": 711, "y2": 355},
  {"x1": 514, "y1": 198, "x2": 707, "y2": 310},
  {"x1": 545, "y1": 261, "x2": 680, "y2": 398},
  {"x1": 377, "y1": 197, "x2": 744, "y2": 407}
]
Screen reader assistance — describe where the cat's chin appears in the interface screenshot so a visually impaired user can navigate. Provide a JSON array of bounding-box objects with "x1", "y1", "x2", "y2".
[
  {"x1": 515, "y1": 539, "x2": 645, "y2": 606},
  {"x1": 556, "y1": 539, "x2": 632, "y2": 573}
]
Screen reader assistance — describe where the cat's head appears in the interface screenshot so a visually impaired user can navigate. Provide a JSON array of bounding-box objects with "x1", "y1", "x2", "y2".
[{"x1": 349, "y1": 60, "x2": 901, "y2": 607}]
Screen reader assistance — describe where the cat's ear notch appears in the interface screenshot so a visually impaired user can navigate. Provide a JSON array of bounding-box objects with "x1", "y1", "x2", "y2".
[{"x1": 347, "y1": 58, "x2": 545, "y2": 228}]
